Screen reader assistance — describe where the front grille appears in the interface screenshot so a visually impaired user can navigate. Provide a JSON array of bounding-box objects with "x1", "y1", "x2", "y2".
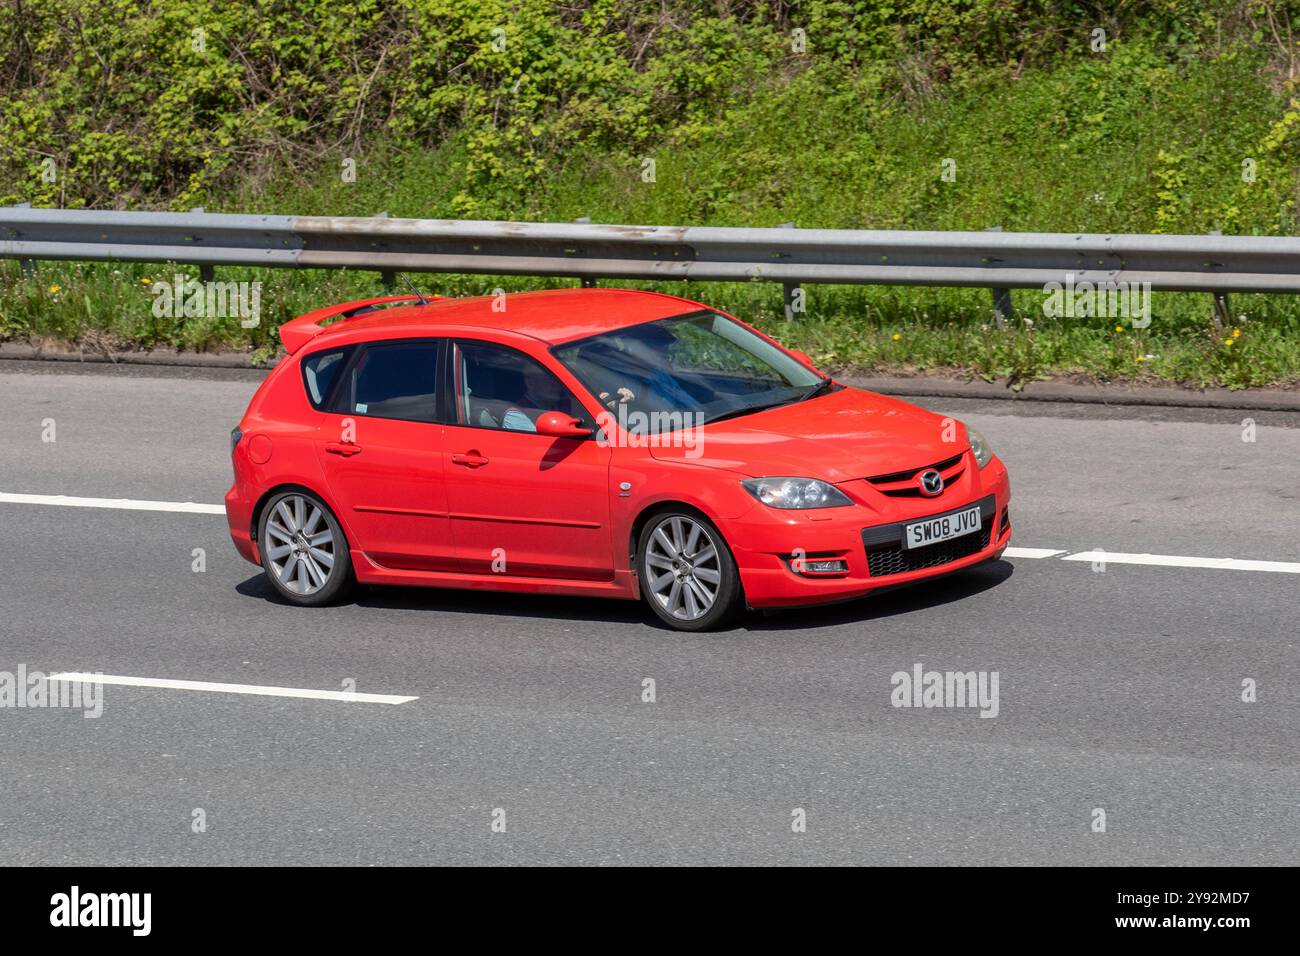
[
  {"x1": 867, "y1": 453, "x2": 965, "y2": 498},
  {"x1": 867, "y1": 454, "x2": 964, "y2": 485},
  {"x1": 866, "y1": 526, "x2": 992, "y2": 577}
]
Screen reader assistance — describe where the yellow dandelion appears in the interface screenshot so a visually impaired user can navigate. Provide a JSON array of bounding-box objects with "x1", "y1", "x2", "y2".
[
  {"x1": 1233, "y1": 328, "x2": 1241, "y2": 338},
  {"x1": 892, "y1": 333, "x2": 901, "y2": 342},
  {"x1": 1135, "y1": 355, "x2": 1145, "y2": 362},
  {"x1": 1223, "y1": 338, "x2": 1234, "y2": 347},
  {"x1": 1114, "y1": 325, "x2": 1123, "y2": 333},
  {"x1": 48, "y1": 284, "x2": 61, "y2": 294}
]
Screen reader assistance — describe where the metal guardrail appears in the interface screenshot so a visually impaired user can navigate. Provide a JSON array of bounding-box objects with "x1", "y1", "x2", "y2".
[{"x1": 2, "y1": 207, "x2": 1298, "y2": 304}]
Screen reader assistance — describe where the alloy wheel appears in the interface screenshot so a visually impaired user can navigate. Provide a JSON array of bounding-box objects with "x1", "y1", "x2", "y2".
[
  {"x1": 263, "y1": 494, "x2": 336, "y2": 596},
  {"x1": 644, "y1": 515, "x2": 722, "y2": 621}
]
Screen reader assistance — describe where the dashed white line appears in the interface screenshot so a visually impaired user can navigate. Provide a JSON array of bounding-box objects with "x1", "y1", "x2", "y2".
[
  {"x1": 4, "y1": 491, "x2": 1296, "y2": 576},
  {"x1": 0, "y1": 492, "x2": 224, "y2": 515},
  {"x1": 1002, "y1": 547, "x2": 1066, "y2": 559},
  {"x1": 1060, "y1": 551, "x2": 1300, "y2": 574},
  {"x1": 48, "y1": 673, "x2": 418, "y2": 705}
]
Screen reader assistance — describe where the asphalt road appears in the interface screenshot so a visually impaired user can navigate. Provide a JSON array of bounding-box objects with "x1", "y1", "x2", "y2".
[{"x1": 0, "y1": 364, "x2": 1297, "y2": 865}]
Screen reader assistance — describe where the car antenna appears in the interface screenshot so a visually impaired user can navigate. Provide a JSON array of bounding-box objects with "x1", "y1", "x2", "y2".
[{"x1": 398, "y1": 273, "x2": 430, "y2": 306}]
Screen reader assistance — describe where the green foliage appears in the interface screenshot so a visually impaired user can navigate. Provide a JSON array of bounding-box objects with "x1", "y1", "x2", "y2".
[
  {"x1": 4, "y1": 0, "x2": 1300, "y2": 387},
  {"x1": 5, "y1": 0, "x2": 1295, "y2": 216}
]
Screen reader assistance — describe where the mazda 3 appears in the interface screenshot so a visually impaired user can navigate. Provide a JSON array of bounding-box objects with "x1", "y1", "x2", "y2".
[{"x1": 225, "y1": 288, "x2": 1011, "y2": 631}]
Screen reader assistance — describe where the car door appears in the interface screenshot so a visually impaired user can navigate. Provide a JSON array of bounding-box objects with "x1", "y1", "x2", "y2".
[
  {"x1": 313, "y1": 339, "x2": 457, "y2": 572},
  {"x1": 443, "y1": 339, "x2": 613, "y2": 581}
]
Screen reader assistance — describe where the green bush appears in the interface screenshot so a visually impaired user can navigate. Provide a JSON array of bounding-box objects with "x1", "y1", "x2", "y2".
[{"x1": 3, "y1": 0, "x2": 1300, "y2": 387}]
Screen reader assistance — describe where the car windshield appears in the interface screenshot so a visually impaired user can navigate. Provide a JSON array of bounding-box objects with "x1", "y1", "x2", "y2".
[{"x1": 552, "y1": 311, "x2": 824, "y2": 434}]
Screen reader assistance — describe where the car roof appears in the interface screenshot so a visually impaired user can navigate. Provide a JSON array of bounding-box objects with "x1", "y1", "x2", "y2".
[{"x1": 316, "y1": 288, "x2": 709, "y2": 348}]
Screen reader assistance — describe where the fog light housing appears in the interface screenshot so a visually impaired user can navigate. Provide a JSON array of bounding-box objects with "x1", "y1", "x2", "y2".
[{"x1": 789, "y1": 557, "x2": 849, "y2": 576}]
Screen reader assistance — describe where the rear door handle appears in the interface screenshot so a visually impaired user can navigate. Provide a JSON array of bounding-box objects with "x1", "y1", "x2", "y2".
[
  {"x1": 325, "y1": 442, "x2": 362, "y2": 456},
  {"x1": 451, "y1": 452, "x2": 489, "y2": 467}
]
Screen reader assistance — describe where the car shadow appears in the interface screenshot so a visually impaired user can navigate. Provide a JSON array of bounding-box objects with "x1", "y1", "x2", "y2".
[
  {"x1": 742, "y1": 560, "x2": 1014, "y2": 631},
  {"x1": 235, "y1": 559, "x2": 1014, "y2": 632}
]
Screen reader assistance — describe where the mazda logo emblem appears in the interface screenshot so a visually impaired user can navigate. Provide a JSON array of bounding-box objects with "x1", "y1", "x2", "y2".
[{"x1": 918, "y1": 469, "x2": 944, "y2": 497}]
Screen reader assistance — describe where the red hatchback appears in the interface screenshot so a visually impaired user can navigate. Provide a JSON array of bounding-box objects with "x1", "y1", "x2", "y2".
[{"x1": 226, "y1": 288, "x2": 1011, "y2": 630}]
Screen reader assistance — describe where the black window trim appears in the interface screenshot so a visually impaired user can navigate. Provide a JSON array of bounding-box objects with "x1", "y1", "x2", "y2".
[
  {"x1": 324, "y1": 337, "x2": 447, "y2": 426},
  {"x1": 442, "y1": 337, "x2": 596, "y2": 439},
  {"x1": 300, "y1": 343, "x2": 357, "y2": 412}
]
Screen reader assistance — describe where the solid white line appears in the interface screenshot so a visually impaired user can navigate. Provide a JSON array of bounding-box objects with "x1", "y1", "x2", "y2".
[
  {"x1": 1059, "y1": 551, "x2": 1300, "y2": 574},
  {"x1": 1002, "y1": 547, "x2": 1066, "y2": 559},
  {"x1": 0, "y1": 492, "x2": 224, "y2": 515},
  {"x1": 48, "y1": 673, "x2": 418, "y2": 705}
]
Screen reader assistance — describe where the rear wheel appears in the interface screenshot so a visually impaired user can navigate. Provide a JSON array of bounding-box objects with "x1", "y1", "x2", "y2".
[
  {"x1": 258, "y1": 490, "x2": 353, "y2": 606},
  {"x1": 637, "y1": 511, "x2": 741, "y2": 631}
]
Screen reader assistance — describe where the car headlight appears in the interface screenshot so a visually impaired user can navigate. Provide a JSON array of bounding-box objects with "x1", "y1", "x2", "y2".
[
  {"x1": 967, "y1": 427, "x2": 993, "y2": 468},
  {"x1": 741, "y1": 477, "x2": 853, "y2": 509}
]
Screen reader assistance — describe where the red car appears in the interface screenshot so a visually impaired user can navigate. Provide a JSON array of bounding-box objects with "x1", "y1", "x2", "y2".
[{"x1": 225, "y1": 288, "x2": 1011, "y2": 631}]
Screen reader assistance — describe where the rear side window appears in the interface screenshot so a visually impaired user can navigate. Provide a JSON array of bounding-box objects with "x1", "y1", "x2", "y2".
[
  {"x1": 301, "y1": 347, "x2": 351, "y2": 410},
  {"x1": 343, "y1": 341, "x2": 440, "y2": 423}
]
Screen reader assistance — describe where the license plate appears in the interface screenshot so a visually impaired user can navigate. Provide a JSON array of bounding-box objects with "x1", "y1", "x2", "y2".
[{"x1": 904, "y1": 505, "x2": 981, "y2": 550}]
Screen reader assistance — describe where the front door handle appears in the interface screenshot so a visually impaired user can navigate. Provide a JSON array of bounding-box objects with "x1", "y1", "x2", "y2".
[
  {"x1": 325, "y1": 442, "x2": 362, "y2": 457},
  {"x1": 451, "y1": 452, "x2": 489, "y2": 467}
]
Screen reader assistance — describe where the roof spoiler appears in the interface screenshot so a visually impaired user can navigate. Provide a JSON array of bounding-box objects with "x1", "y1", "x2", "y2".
[{"x1": 278, "y1": 294, "x2": 440, "y2": 355}]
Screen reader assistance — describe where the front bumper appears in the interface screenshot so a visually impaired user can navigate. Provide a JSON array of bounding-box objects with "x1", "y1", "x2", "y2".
[{"x1": 727, "y1": 454, "x2": 1011, "y2": 608}]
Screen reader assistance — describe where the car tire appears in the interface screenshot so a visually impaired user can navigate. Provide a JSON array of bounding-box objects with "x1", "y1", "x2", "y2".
[
  {"x1": 637, "y1": 509, "x2": 742, "y2": 631},
  {"x1": 257, "y1": 490, "x2": 354, "y2": 606}
]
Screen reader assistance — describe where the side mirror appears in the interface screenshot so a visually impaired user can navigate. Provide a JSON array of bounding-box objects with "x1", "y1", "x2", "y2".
[
  {"x1": 535, "y1": 411, "x2": 592, "y2": 438},
  {"x1": 789, "y1": 349, "x2": 815, "y2": 368}
]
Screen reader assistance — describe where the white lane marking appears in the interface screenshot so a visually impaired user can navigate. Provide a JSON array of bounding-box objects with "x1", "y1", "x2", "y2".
[
  {"x1": 0, "y1": 492, "x2": 224, "y2": 515},
  {"x1": 48, "y1": 673, "x2": 417, "y2": 705},
  {"x1": 1060, "y1": 551, "x2": 1300, "y2": 574},
  {"x1": 1002, "y1": 547, "x2": 1066, "y2": 559}
]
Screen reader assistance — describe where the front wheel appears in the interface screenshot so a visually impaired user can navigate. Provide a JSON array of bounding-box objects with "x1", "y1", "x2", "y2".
[
  {"x1": 258, "y1": 490, "x2": 353, "y2": 606},
  {"x1": 637, "y1": 511, "x2": 742, "y2": 631}
]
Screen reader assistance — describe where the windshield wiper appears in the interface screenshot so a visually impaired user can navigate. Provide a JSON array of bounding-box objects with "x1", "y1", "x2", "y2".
[
  {"x1": 798, "y1": 378, "x2": 835, "y2": 402},
  {"x1": 704, "y1": 380, "x2": 835, "y2": 425},
  {"x1": 704, "y1": 400, "x2": 793, "y2": 426}
]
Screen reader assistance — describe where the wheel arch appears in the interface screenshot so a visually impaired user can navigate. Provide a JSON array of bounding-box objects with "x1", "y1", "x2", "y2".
[
  {"x1": 250, "y1": 482, "x2": 351, "y2": 552},
  {"x1": 628, "y1": 499, "x2": 716, "y2": 567},
  {"x1": 627, "y1": 499, "x2": 746, "y2": 603}
]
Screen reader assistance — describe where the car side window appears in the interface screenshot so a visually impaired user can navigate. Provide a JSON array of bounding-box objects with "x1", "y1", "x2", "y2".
[
  {"x1": 452, "y1": 341, "x2": 589, "y2": 433},
  {"x1": 340, "y1": 341, "x2": 440, "y2": 424},
  {"x1": 301, "y1": 346, "x2": 352, "y2": 410}
]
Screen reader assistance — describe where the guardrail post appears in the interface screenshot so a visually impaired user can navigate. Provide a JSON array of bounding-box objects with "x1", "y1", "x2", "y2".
[
  {"x1": 371, "y1": 212, "x2": 396, "y2": 289},
  {"x1": 1208, "y1": 230, "x2": 1231, "y2": 332},
  {"x1": 991, "y1": 287, "x2": 1013, "y2": 325},
  {"x1": 574, "y1": 218, "x2": 597, "y2": 287},
  {"x1": 14, "y1": 202, "x2": 35, "y2": 276},
  {"x1": 985, "y1": 226, "x2": 1012, "y2": 326},
  {"x1": 191, "y1": 212, "x2": 215, "y2": 282},
  {"x1": 779, "y1": 222, "x2": 800, "y2": 320}
]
